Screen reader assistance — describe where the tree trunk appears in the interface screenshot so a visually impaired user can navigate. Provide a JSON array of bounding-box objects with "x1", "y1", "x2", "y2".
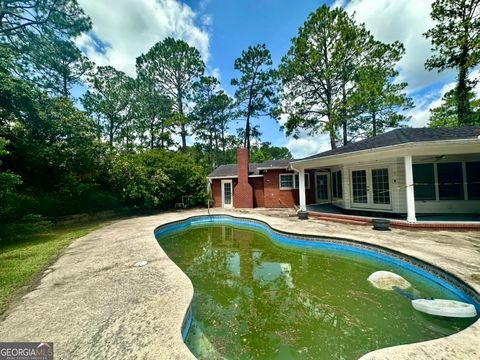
[
  {"x1": 245, "y1": 113, "x2": 251, "y2": 152},
  {"x1": 62, "y1": 73, "x2": 68, "y2": 98},
  {"x1": 177, "y1": 91, "x2": 187, "y2": 151},
  {"x1": 109, "y1": 120, "x2": 114, "y2": 152},
  {"x1": 457, "y1": 57, "x2": 470, "y2": 125},
  {"x1": 372, "y1": 111, "x2": 377, "y2": 137},
  {"x1": 341, "y1": 82, "x2": 347, "y2": 146},
  {"x1": 329, "y1": 125, "x2": 336, "y2": 150},
  {"x1": 150, "y1": 117, "x2": 155, "y2": 150}
]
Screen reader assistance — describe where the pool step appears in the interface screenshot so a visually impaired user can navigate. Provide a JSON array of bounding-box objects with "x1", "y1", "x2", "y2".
[{"x1": 308, "y1": 212, "x2": 370, "y2": 225}]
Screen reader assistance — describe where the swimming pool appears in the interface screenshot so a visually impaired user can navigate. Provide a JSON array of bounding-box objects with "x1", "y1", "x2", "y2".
[{"x1": 155, "y1": 215, "x2": 479, "y2": 359}]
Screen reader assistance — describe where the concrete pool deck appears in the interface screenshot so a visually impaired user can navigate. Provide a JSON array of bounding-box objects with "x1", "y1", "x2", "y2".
[{"x1": 0, "y1": 208, "x2": 479, "y2": 359}]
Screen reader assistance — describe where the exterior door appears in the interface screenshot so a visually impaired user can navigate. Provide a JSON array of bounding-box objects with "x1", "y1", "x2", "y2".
[
  {"x1": 221, "y1": 180, "x2": 233, "y2": 208},
  {"x1": 315, "y1": 172, "x2": 330, "y2": 203},
  {"x1": 371, "y1": 168, "x2": 391, "y2": 209},
  {"x1": 351, "y1": 169, "x2": 369, "y2": 208},
  {"x1": 351, "y1": 168, "x2": 392, "y2": 210}
]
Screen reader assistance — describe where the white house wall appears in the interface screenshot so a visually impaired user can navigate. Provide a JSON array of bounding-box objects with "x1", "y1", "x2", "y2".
[
  {"x1": 338, "y1": 159, "x2": 402, "y2": 213},
  {"x1": 332, "y1": 154, "x2": 480, "y2": 214}
]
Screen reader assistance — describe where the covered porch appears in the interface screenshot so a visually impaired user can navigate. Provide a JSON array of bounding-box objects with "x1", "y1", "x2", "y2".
[{"x1": 290, "y1": 138, "x2": 480, "y2": 228}]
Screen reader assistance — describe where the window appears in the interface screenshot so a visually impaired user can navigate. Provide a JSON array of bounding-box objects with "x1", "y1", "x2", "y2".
[
  {"x1": 466, "y1": 161, "x2": 480, "y2": 200},
  {"x1": 372, "y1": 168, "x2": 390, "y2": 204},
  {"x1": 332, "y1": 171, "x2": 343, "y2": 199},
  {"x1": 437, "y1": 162, "x2": 464, "y2": 200},
  {"x1": 294, "y1": 173, "x2": 310, "y2": 189},
  {"x1": 279, "y1": 174, "x2": 294, "y2": 189},
  {"x1": 280, "y1": 173, "x2": 310, "y2": 190},
  {"x1": 413, "y1": 164, "x2": 435, "y2": 200}
]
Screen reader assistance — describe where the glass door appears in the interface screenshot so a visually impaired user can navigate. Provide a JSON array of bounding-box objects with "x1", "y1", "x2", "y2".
[
  {"x1": 221, "y1": 180, "x2": 233, "y2": 208},
  {"x1": 351, "y1": 168, "x2": 392, "y2": 209},
  {"x1": 372, "y1": 168, "x2": 391, "y2": 206},
  {"x1": 315, "y1": 172, "x2": 330, "y2": 203},
  {"x1": 351, "y1": 170, "x2": 368, "y2": 207}
]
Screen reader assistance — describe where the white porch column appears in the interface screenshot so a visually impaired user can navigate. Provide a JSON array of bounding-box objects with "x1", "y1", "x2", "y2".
[
  {"x1": 298, "y1": 168, "x2": 307, "y2": 211},
  {"x1": 404, "y1": 155, "x2": 417, "y2": 223}
]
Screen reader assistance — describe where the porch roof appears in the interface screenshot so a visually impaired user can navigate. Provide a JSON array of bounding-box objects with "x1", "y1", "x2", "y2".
[
  {"x1": 291, "y1": 127, "x2": 480, "y2": 168},
  {"x1": 207, "y1": 159, "x2": 291, "y2": 179}
]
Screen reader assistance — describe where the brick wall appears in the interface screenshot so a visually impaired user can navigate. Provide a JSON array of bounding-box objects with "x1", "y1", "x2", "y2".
[
  {"x1": 263, "y1": 169, "x2": 316, "y2": 208},
  {"x1": 210, "y1": 168, "x2": 316, "y2": 209},
  {"x1": 250, "y1": 177, "x2": 265, "y2": 207},
  {"x1": 211, "y1": 178, "x2": 237, "y2": 207}
]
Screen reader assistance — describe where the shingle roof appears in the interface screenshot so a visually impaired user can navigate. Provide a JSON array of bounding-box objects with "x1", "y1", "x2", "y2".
[
  {"x1": 208, "y1": 127, "x2": 479, "y2": 178},
  {"x1": 297, "y1": 127, "x2": 480, "y2": 161},
  {"x1": 256, "y1": 159, "x2": 291, "y2": 169},
  {"x1": 207, "y1": 159, "x2": 292, "y2": 178}
]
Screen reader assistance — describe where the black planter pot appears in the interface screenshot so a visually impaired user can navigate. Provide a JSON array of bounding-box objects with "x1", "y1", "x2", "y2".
[
  {"x1": 298, "y1": 210, "x2": 309, "y2": 220},
  {"x1": 372, "y1": 218, "x2": 390, "y2": 231}
]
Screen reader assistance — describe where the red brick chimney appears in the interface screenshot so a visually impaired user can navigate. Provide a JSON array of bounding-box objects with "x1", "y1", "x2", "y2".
[{"x1": 233, "y1": 148, "x2": 253, "y2": 208}]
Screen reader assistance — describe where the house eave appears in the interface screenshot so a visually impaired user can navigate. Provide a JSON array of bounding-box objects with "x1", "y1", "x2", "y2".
[
  {"x1": 290, "y1": 138, "x2": 480, "y2": 169},
  {"x1": 207, "y1": 174, "x2": 264, "y2": 180},
  {"x1": 256, "y1": 166, "x2": 289, "y2": 171}
]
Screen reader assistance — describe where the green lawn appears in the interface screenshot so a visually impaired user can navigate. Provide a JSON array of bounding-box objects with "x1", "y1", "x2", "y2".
[{"x1": 0, "y1": 220, "x2": 111, "y2": 313}]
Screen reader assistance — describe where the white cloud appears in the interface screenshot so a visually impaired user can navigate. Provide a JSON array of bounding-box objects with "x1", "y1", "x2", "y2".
[
  {"x1": 407, "y1": 70, "x2": 480, "y2": 127},
  {"x1": 76, "y1": 0, "x2": 210, "y2": 76},
  {"x1": 287, "y1": 135, "x2": 332, "y2": 159},
  {"x1": 337, "y1": 0, "x2": 454, "y2": 92}
]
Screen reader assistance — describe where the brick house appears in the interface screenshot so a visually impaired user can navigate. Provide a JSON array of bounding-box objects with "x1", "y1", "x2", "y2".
[
  {"x1": 207, "y1": 127, "x2": 480, "y2": 223},
  {"x1": 207, "y1": 148, "x2": 316, "y2": 209}
]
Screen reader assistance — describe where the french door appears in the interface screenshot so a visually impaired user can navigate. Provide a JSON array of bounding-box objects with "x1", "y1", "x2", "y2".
[
  {"x1": 221, "y1": 180, "x2": 233, "y2": 208},
  {"x1": 315, "y1": 172, "x2": 330, "y2": 203},
  {"x1": 351, "y1": 167, "x2": 391, "y2": 210}
]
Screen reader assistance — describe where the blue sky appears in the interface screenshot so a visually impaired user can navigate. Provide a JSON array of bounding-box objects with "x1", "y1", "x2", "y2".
[{"x1": 75, "y1": 0, "x2": 463, "y2": 158}]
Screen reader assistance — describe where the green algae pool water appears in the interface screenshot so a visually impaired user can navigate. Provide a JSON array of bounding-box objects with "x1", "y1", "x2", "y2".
[{"x1": 157, "y1": 222, "x2": 478, "y2": 360}]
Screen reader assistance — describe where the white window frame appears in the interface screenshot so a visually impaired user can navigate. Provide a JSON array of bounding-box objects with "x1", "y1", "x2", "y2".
[
  {"x1": 279, "y1": 173, "x2": 295, "y2": 190},
  {"x1": 279, "y1": 173, "x2": 310, "y2": 190}
]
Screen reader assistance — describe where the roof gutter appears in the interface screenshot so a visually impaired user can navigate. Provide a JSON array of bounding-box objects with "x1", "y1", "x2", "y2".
[{"x1": 290, "y1": 138, "x2": 479, "y2": 168}]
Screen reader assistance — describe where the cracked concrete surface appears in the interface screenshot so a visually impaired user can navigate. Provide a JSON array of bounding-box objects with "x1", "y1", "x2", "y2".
[{"x1": 0, "y1": 208, "x2": 479, "y2": 359}]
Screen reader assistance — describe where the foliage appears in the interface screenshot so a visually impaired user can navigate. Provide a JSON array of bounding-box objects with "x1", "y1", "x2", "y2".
[
  {"x1": 250, "y1": 142, "x2": 292, "y2": 162},
  {"x1": 136, "y1": 37, "x2": 205, "y2": 150},
  {"x1": 192, "y1": 76, "x2": 235, "y2": 169},
  {"x1": 278, "y1": 5, "x2": 411, "y2": 148},
  {"x1": 82, "y1": 66, "x2": 135, "y2": 150},
  {"x1": 0, "y1": 138, "x2": 22, "y2": 219},
  {"x1": 348, "y1": 43, "x2": 414, "y2": 140},
  {"x1": 23, "y1": 36, "x2": 94, "y2": 97},
  {"x1": 134, "y1": 75, "x2": 174, "y2": 149},
  {"x1": 107, "y1": 150, "x2": 207, "y2": 208},
  {"x1": 231, "y1": 44, "x2": 278, "y2": 152},
  {"x1": 0, "y1": 0, "x2": 92, "y2": 94},
  {"x1": 424, "y1": 0, "x2": 480, "y2": 125},
  {"x1": 429, "y1": 89, "x2": 480, "y2": 127}
]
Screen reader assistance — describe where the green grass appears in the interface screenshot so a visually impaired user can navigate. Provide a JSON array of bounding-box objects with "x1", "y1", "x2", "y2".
[{"x1": 0, "y1": 219, "x2": 112, "y2": 314}]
